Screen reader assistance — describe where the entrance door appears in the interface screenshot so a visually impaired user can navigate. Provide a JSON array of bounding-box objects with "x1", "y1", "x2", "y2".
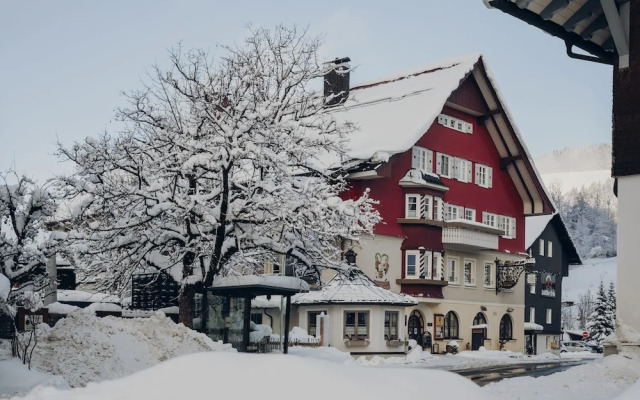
[
  {"x1": 408, "y1": 311, "x2": 424, "y2": 346},
  {"x1": 471, "y1": 329, "x2": 484, "y2": 350}
]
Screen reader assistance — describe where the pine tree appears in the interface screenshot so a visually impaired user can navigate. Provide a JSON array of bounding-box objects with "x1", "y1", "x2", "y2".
[
  {"x1": 586, "y1": 280, "x2": 615, "y2": 344},
  {"x1": 607, "y1": 281, "x2": 617, "y2": 328}
]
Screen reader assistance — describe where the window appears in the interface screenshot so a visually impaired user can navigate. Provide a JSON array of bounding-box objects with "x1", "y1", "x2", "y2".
[
  {"x1": 406, "y1": 194, "x2": 419, "y2": 219},
  {"x1": 447, "y1": 257, "x2": 459, "y2": 284},
  {"x1": 251, "y1": 313, "x2": 263, "y2": 325},
  {"x1": 445, "y1": 204, "x2": 461, "y2": 221},
  {"x1": 433, "y1": 252, "x2": 443, "y2": 280},
  {"x1": 437, "y1": 113, "x2": 473, "y2": 134},
  {"x1": 499, "y1": 314, "x2": 513, "y2": 340},
  {"x1": 546, "y1": 309, "x2": 552, "y2": 324},
  {"x1": 499, "y1": 216, "x2": 516, "y2": 238},
  {"x1": 547, "y1": 241, "x2": 553, "y2": 258},
  {"x1": 539, "y1": 239, "x2": 545, "y2": 256},
  {"x1": 308, "y1": 311, "x2": 327, "y2": 337},
  {"x1": 475, "y1": 164, "x2": 493, "y2": 188},
  {"x1": 444, "y1": 311, "x2": 459, "y2": 338},
  {"x1": 422, "y1": 250, "x2": 433, "y2": 279},
  {"x1": 344, "y1": 311, "x2": 369, "y2": 340},
  {"x1": 422, "y1": 195, "x2": 433, "y2": 220},
  {"x1": 411, "y1": 146, "x2": 433, "y2": 173},
  {"x1": 464, "y1": 259, "x2": 476, "y2": 286},
  {"x1": 482, "y1": 212, "x2": 497, "y2": 228},
  {"x1": 264, "y1": 255, "x2": 282, "y2": 275},
  {"x1": 483, "y1": 262, "x2": 495, "y2": 288},
  {"x1": 384, "y1": 311, "x2": 399, "y2": 340},
  {"x1": 456, "y1": 158, "x2": 472, "y2": 183},
  {"x1": 433, "y1": 197, "x2": 444, "y2": 221},
  {"x1": 436, "y1": 153, "x2": 453, "y2": 178},
  {"x1": 405, "y1": 250, "x2": 419, "y2": 278},
  {"x1": 464, "y1": 208, "x2": 476, "y2": 221},
  {"x1": 529, "y1": 280, "x2": 536, "y2": 294},
  {"x1": 529, "y1": 307, "x2": 535, "y2": 323}
]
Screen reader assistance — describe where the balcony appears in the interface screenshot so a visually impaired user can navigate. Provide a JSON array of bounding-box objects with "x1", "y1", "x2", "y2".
[{"x1": 441, "y1": 220, "x2": 503, "y2": 251}]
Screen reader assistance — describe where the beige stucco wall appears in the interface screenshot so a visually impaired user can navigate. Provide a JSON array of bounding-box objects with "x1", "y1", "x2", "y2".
[{"x1": 294, "y1": 304, "x2": 409, "y2": 354}]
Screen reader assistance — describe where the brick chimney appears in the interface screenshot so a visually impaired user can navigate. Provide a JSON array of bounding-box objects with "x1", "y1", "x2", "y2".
[{"x1": 324, "y1": 57, "x2": 351, "y2": 107}]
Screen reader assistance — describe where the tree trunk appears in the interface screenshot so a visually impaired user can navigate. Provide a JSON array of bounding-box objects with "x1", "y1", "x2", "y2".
[{"x1": 178, "y1": 284, "x2": 197, "y2": 328}]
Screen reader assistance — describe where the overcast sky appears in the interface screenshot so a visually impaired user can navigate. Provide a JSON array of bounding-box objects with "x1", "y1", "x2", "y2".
[{"x1": 0, "y1": 1, "x2": 612, "y2": 182}]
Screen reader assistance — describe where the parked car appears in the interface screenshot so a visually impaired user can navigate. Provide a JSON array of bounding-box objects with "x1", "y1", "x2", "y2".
[
  {"x1": 583, "y1": 342, "x2": 604, "y2": 353},
  {"x1": 560, "y1": 341, "x2": 592, "y2": 353}
]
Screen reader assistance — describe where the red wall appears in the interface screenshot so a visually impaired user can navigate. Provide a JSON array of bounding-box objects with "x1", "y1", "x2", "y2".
[{"x1": 344, "y1": 103, "x2": 526, "y2": 254}]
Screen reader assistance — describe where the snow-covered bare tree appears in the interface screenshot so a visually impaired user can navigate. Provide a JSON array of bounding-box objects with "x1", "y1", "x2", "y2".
[
  {"x1": 586, "y1": 280, "x2": 615, "y2": 344},
  {"x1": 0, "y1": 172, "x2": 60, "y2": 306},
  {"x1": 576, "y1": 289, "x2": 595, "y2": 330},
  {"x1": 56, "y1": 26, "x2": 380, "y2": 327}
]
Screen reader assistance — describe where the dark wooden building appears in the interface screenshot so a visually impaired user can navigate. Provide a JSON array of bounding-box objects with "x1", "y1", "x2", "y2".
[{"x1": 525, "y1": 213, "x2": 581, "y2": 354}]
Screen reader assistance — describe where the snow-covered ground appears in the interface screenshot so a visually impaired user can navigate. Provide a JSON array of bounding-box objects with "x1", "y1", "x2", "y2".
[{"x1": 563, "y1": 257, "x2": 617, "y2": 303}]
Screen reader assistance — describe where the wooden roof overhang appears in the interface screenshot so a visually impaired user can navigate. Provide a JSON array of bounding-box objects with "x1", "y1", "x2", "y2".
[
  {"x1": 451, "y1": 59, "x2": 555, "y2": 215},
  {"x1": 486, "y1": 0, "x2": 631, "y2": 66}
]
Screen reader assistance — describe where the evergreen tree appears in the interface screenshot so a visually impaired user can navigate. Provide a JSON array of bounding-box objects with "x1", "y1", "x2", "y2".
[
  {"x1": 586, "y1": 280, "x2": 615, "y2": 344},
  {"x1": 607, "y1": 281, "x2": 617, "y2": 327}
]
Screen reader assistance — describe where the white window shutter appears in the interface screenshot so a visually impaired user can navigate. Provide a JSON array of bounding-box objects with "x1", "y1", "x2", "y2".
[
  {"x1": 438, "y1": 115, "x2": 445, "y2": 124},
  {"x1": 426, "y1": 252, "x2": 433, "y2": 279},
  {"x1": 411, "y1": 147, "x2": 419, "y2": 169},
  {"x1": 427, "y1": 149, "x2": 433, "y2": 173},
  {"x1": 453, "y1": 158, "x2": 460, "y2": 180},
  {"x1": 475, "y1": 165, "x2": 481, "y2": 185},
  {"x1": 470, "y1": 263, "x2": 476, "y2": 285},
  {"x1": 436, "y1": 153, "x2": 442, "y2": 175},
  {"x1": 490, "y1": 265, "x2": 495, "y2": 287},
  {"x1": 497, "y1": 216, "x2": 505, "y2": 233},
  {"x1": 487, "y1": 167, "x2": 493, "y2": 188},
  {"x1": 510, "y1": 217, "x2": 516, "y2": 238},
  {"x1": 482, "y1": 212, "x2": 488, "y2": 225},
  {"x1": 466, "y1": 162, "x2": 472, "y2": 183}
]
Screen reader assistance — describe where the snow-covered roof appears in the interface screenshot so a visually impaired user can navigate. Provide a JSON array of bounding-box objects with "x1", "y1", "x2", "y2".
[
  {"x1": 292, "y1": 268, "x2": 417, "y2": 306},
  {"x1": 525, "y1": 214, "x2": 555, "y2": 249},
  {"x1": 57, "y1": 290, "x2": 120, "y2": 304},
  {"x1": 252, "y1": 295, "x2": 282, "y2": 309},
  {"x1": 329, "y1": 53, "x2": 480, "y2": 164},
  {"x1": 524, "y1": 322, "x2": 544, "y2": 331},
  {"x1": 210, "y1": 275, "x2": 309, "y2": 296}
]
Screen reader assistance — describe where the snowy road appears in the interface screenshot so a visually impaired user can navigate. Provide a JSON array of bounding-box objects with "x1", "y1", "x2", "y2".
[{"x1": 451, "y1": 359, "x2": 590, "y2": 386}]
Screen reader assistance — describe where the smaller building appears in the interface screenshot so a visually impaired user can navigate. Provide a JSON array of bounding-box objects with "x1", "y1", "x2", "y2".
[
  {"x1": 524, "y1": 213, "x2": 581, "y2": 354},
  {"x1": 292, "y1": 268, "x2": 417, "y2": 355}
]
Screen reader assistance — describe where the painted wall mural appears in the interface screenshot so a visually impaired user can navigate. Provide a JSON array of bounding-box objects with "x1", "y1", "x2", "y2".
[{"x1": 374, "y1": 253, "x2": 391, "y2": 289}]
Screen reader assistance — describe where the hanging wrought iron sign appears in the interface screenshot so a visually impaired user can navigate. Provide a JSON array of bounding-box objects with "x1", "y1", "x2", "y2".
[{"x1": 495, "y1": 257, "x2": 536, "y2": 293}]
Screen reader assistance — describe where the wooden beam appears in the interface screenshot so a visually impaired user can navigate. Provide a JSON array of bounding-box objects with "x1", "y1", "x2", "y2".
[
  {"x1": 563, "y1": 0, "x2": 600, "y2": 31},
  {"x1": 540, "y1": 0, "x2": 570, "y2": 21},
  {"x1": 500, "y1": 155, "x2": 523, "y2": 170},
  {"x1": 478, "y1": 109, "x2": 502, "y2": 124},
  {"x1": 581, "y1": 13, "x2": 609, "y2": 40}
]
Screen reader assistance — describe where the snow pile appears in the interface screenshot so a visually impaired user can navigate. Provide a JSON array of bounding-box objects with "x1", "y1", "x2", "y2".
[
  {"x1": 46, "y1": 302, "x2": 80, "y2": 314},
  {"x1": 15, "y1": 352, "x2": 488, "y2": 400},
  {"x1": 22, "y1": 309, "x2": 234, "y2": 388},
  {"x1": 484, "y1": 354, "x2": 640, "y2": 400},
  {"x1": 287, "y1": 346, "x2": 356, "y2": 364},
  {"x1": 249, "y1": 322, "x2": 273, "y2": 342},
  {"x1": 0, "y1": 359, "x2": 69, "y2": 397},
  {"x1": 288, "y1": 326, "x2": 316, "y2": 343}
]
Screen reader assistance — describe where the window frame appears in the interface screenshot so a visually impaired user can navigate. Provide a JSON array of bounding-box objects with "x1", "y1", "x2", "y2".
[
  {"x1": 447, "y1": 256, "x2": 459, "y2": 285},
  {"x1": 483, "y1": 261, "x2": 495, "y2": 288},
  {"x1": 464, "y1": 208, "x2": 476, "y2": 222},
  {"x1": 405, "y1": 194, "x2": 420, "y2": 219},
  {"x1": 463, "y1": 258, "x2": 476, "y2": 287},
  {"x1": 422, "y1": 195, "x2": 433, "y2": 220},
  {"x1": 405, "y1": 250, "x2": 420, "y2": 278},
  {"x1": 547, "y1": 241, "x2": 553, "y2": 258},
  {"x1": 384, "y1": 311, "x2": 400, "y2": 340},
  {"x1": 483, "y1": 211, "x2": 497, "y2": 228},
  {"x1": 475, "y1": 163, "x2": 493, "y2": 188},
  {"x1": 529, "y1": 307, "x2": 535, "y2": 323},
  {"x1": 546, "y1": 308, "x2": 552, "y2": 324},
  {"x1": 437, "y1": 153, "x2": 454, "y2": 178},
  {"x1": 444, "y1": 311, "x2": 460, "y2": 339},
  {"x1": 499, "y1": 314, "x2": 513, "y2": 340},
  {"x1": 433, "y1": 197, "x2": 444, "y2": 221},
  {"x1": 539, "y1": 239, "x2": 545, "y2": 256},
  {"x1": 343, "y1": 310, "x2": 370, "y2": 340}
]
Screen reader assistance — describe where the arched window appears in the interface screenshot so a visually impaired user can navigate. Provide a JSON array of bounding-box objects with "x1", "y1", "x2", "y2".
[
  {"x1": 444, "y1": 311, "x2": 459, "y2": 338},
  {"x1": 500, "y1": 314, "x2": 513, "y2": 340},
  {"x1": 473, "y1": 312, "x2": 488, "y2": 336}
]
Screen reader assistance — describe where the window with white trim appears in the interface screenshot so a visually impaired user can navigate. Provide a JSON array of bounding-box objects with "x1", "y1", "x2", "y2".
[
  {"x1": 405, "y1": 194, "x2": 419, "y2": 219},
  {"x1": 437, "y1": 113, "x2": 473, "y2": 134},
  {"x1": 475, "y1": 163, "x2": 493, "y2": 188},
  {"x1": 405, "y1": 250, "x2": 419, "y2": 278},
  {"x1": 433, "y1": 197, "x2": 444, "y2": 221},
  {"x1": 422, "y1": 195, "x2": 433, "y2": 220},
  {"x1": 411, "y1": 146, "x2": 433, "y2": 173},
  {"x1": 539, "y1": 239, "x2": 545, "y2": 256},
  {"x1": 445, "y1": 204, "x2": 462, "y2": 221},
  {"x1": 447, "y1": 257, "x2": 459, "y2": 284},
  {"x1": 499, "y1": 216, "x2": 517, "y2": 239},
  {"x1": 436, "y1": 153, "x2": 453, "y2": 178},
  {"x1": 344, "y1": 311, "x2": 369, "y2": 340},
  {"x1": 482, "y1": 212, "x2": 497, "y2": 228},
  {"x1": 546, "y1": 308, "x2": 552, "y2": 324},
  {"x1": 464, "y1": 208, "x2": 476, "y2": 222},
  {"x1": 423, "y1": 250, "x2": 433, "y2": 279},
  {"x1": 384, "y1": 311, "x2": 399, "y2": 340},
  {"x1": 483, "y1": 262, "x2": 495, "y2": 288},
  {"x1": 464, "y1": 259, "x2": 476, "y2": 286},
  {"x1": 547, "y1": 241, "x2": 553, "y2": 258},
  {"x1": 529, "y1": 307, "x2": 535, "y2": 323},
  {"x1": 433, "y1": 252, "x2": 443, "y2": 280},
  {"x1": 456, "y1": 158, "x2": 472, "y2": 183}
]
